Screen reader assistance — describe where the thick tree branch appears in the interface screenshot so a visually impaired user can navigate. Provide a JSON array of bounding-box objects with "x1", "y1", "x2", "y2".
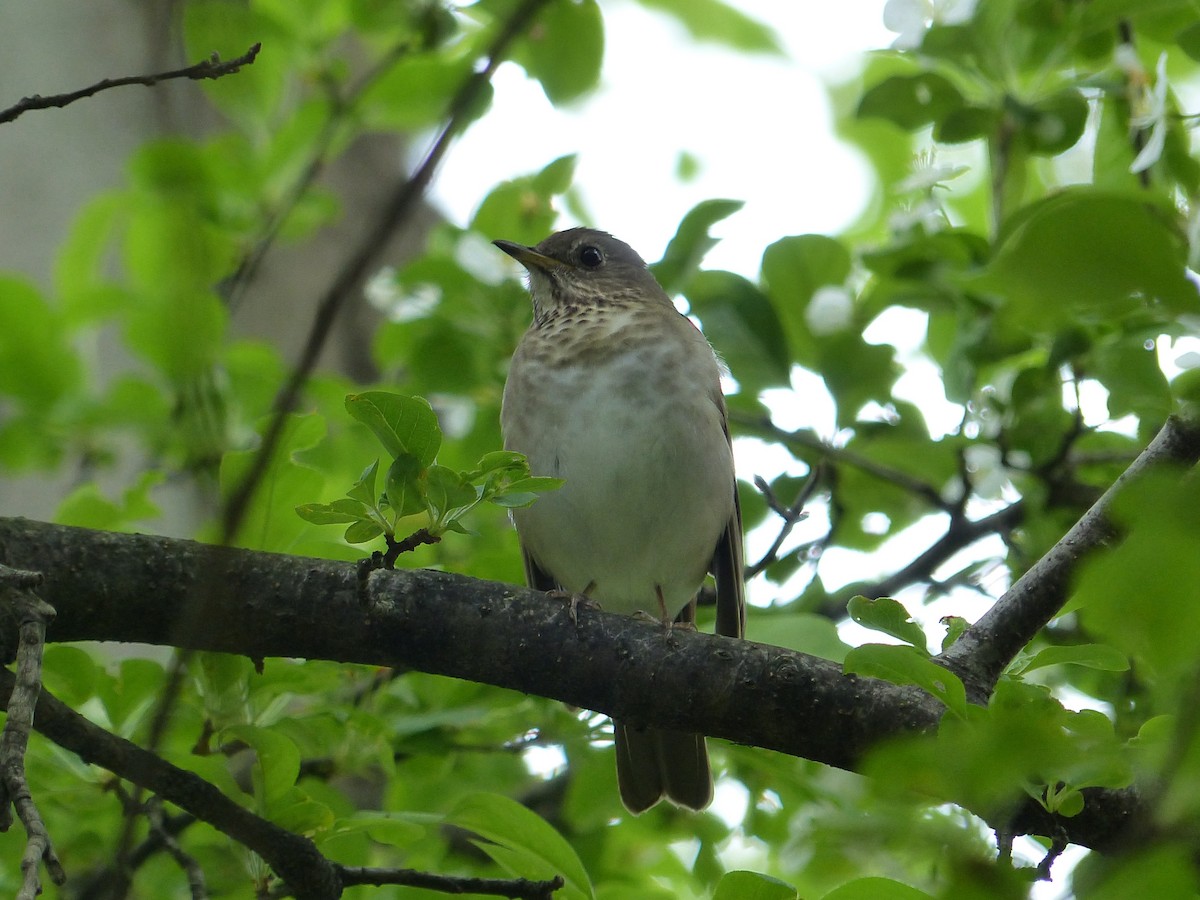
[
  {"x1": 0, "y1": 517, "x2": 1144, "y2": 852},
  {"x1": 0, "y1": 45, "x2": 261, "y2": 125},
  {"x1": 939, "y1": 414, "x2": 1200, "y2": 696}
]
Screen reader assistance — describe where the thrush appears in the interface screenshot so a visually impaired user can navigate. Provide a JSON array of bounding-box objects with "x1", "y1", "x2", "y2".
[{"x1": 496, "y1": 228, "x2": 745, "y2": 814}]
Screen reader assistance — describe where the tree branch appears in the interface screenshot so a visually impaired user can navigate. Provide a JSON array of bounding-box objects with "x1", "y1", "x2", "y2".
[
  {"x1": 0, "y1": 517, "x2": 1145, "y2": 852},
  {"x1": 939, "y1": 414, "x2": 1200, "y2": 696},
  {"x1": 0, "y1": 45, "x2": 261, "y2": 125},
  {"x1": 0, "y1": 566, "x2": 65, "y2": 899},
  {"x1": 0, "y1": 668, "x2": 342, "y2": 900},
  {"x1": 336, "y1": 866, "x2": 563, "y2": 898}
]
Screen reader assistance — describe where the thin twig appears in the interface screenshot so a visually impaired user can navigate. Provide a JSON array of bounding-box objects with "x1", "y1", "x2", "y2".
[
  {"x1": 220, "y1": 0, "x2": 553, "y2": 541},
  {"x1": 746, "y1": 468, "x2": 820, "y2": 578},
  {"x1": 0, "y1": 567, "x2": 66, "y2": 898},
  {"x1": 732, "y1": 414, "x2": 952, "y2": 511},
  {"x1": 0, "y1": 44, "x2": 261, "y2": 125}
]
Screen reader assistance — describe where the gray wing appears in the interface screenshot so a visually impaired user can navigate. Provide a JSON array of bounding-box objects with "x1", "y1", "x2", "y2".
[{"x1": 710, "y1": 405, "x2": 746, "y2": 639}]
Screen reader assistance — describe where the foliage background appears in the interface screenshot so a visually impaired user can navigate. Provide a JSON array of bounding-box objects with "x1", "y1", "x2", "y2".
[{"x1": 1, "y1": 0, "x2": 1199, "y2": 898}]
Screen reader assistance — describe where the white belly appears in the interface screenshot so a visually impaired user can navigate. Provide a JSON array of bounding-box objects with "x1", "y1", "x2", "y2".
[{"x1": 502, "y1": 338, "x2": 733, "y2": 620}]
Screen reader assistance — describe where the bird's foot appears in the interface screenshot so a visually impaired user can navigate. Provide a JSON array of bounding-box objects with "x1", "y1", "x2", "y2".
[{"x1": 546, "y1": 588, "x2": 600, "y2": 626}]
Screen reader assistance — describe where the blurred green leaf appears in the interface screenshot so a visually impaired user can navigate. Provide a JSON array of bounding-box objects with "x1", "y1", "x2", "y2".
[
  {"x1": 1019, "y1": 644, "x2": 1130, "y2": 675},
  {"x1": 0, "y1": 276, "x2": 81, "y2": 407},
  {"x1": 969, "y1": 191, "x2": 1200, "y2": 329},
  {"x1": 636, "y1": 0, "x2": 780, "y2": 52},
  {"x1": 858, "y1": 73, "x2": 965, "y2": 131},
  {"x1": 652, "y1": 198, "x2": 744, "y2": 295},
  {"x1": 516, "y1": 0, "x2": 604, "y2": 105},
  {"x1": 359, "y1": 53, "x2": 475, "y2": 130},
  {"x1": 472, "y1": 156, "x2": 578, "y2": 247},
  {"x1": 685, "y1": 270, "x2": 790, "y2": 393},
  {"x1": 820, "y1": 877, "x2": 934, "y2": 900},
  {"x1": 713, "y1": 870, "x2": 798, "y2": 900}
]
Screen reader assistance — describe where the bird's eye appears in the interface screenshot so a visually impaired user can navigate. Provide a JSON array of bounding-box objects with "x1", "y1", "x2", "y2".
[{"x1": 578, "y1": 245, "x2": 604, "y2": 268}]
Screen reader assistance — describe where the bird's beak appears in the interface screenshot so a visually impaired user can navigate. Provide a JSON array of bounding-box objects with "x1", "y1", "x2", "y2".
[{"x1": 493, "y1": 240, "x2": 564, "y2": 273}]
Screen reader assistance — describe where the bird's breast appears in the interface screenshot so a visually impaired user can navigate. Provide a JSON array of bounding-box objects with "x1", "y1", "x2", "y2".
[{"x1": 501, "y1": 308, "x2": 734, "y2": 618}]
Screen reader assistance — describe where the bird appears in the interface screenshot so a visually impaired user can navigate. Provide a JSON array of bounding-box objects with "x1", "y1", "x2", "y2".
[{"x1": 495, "y1": 227, "x2": 745, "y2": 814}]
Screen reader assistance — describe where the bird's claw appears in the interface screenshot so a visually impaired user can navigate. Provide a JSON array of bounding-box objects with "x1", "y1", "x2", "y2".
[{"x1": 547, "y1": 589, "x2": 600, "y2": 626}]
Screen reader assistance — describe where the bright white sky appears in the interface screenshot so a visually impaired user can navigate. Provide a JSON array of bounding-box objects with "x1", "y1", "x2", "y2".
[{"x1": 433, "y1": 0, "x2": 893, "y2": 275}]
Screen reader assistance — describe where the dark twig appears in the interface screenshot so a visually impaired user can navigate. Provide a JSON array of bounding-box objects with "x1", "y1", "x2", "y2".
[
  {"x1": 843, "y1": 501, "x2": 1025, "y2": 605},
  {"x1": 220, "y1": 0, "x2": 553, "y2": 541},
  {"x1": 0, "y1": 567, "x2": 66, "y2": 899},
  {"x1": 746, "y1": 469, "x2": 820, "y2": 578},
  {"x1": 75, "y1": 810, "x2": 198, "y2": 900},
  {"x1": 145, "y1": 796, "x2": 207, "y2": 900},
  {"x1": 0, "y1": 44, "x2": 261, "y2": 125},
  {"x1": 732, "y1": 414, "x2": 952, "y2": 512},
  {"x1": 939, "y1": 415, "x2": 1200, "y2": 698},
  {"x1": 336, "y1": 866, "x2": 565, "y2": 898}
]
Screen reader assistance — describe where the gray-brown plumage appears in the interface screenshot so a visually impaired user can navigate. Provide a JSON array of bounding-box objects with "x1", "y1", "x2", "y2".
[{"x1": 496, "y1": 228, "x2": 745, "y2": 813}]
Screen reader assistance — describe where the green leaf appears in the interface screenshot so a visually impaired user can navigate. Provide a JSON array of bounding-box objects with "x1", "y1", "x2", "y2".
[
  {"x1": 359, "y1": 53, "x2": 474, "y2": 129},
  {"x1": 491, "y1": 476, "x2": 564, "y2": 508},
  {"x1": 820, "y1": 876, "x2": 934, "y2": 899},
  {"x1": 635, "y1": 0, "x2": 782, "y2": 54},
  {"x1": 55, "y1": 471, "x2": 163, "y2": 532},
  {"x1": 221, "y1": 724, "x2": 301, "y2": 807},
  {"x1": 1022, "y1": 90, "x2": 1089, "y2": 156},
  {"x1": 1020, "y1": 643, "x2": 1131, "y2": 675},
  {"x1": 651, "y1": 198, "x2": 744, "y2": 295},
  {"x1": 384, "y1": 453, "x2": 429, "y2": 519},
  {"x1": 0, "y1": 276, "x2": 82, "y2": 407},
  {"x1": 745, "y1": 612, "x2": 850, "y2": 663},
  {"x1": 447, "y1": 793, "x2": 594, "y2": 900},
  {"x1": 940, "y1": 615, "x2": 969, "y2": 651},
  {"x1": 713, "y1": 870, "x2": 798, "y2": 900},
  {"x1": 1178, "y1": 22, "x2": 1200, "y2": 60},
  {"x1": 218, "y1": 413, "x2": 327, "y2": 551},
  {"x1": 684, "y1": 270, "x2": 791, "y2": 394},
  {"x1": 472, "y1": 156, "x2": 578, "y2": 247},
  {"x1": 295, "y1": 499, "x2": 371, "y2": 525},
  {"x1": 844, "y1": 644, "x2": 967, "y2": 718},
  {"x1": 760, "y1": 233, "x2": 854, "y2": 373},
  {"x1": 1078, "y1": 472, "x2": 1200, "y2": 685},
  {"x1": 347, "y1": 459, "x2": 380, "y2": 507},
  {"x1": 346, "y1": 392, "x2": 442, "y2": 466},
  {"x1": 968, "y1": 191, "x2": 1200, "y2": 330},
  {"x1": 517, "y1": 0, "x2": 604, "y2": 105},
  {"x1": 344, "y1": 519, "x2": 385, "y2": 544},
  {"x1": 43, "y1": 646, "x2": 100, "y2": 707},
  {"x1": 857, "y1": 73, "x2": 965, "y2": 131},
  {"x1": 425, "y1": 464, "x2": 478, "y2": 526},
  {"x1": 473, "y1": 450, "x2": 530, "y2": 476},
  {"x1": 847, "y1": 596, "x2": 930, "y2": 649}
]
